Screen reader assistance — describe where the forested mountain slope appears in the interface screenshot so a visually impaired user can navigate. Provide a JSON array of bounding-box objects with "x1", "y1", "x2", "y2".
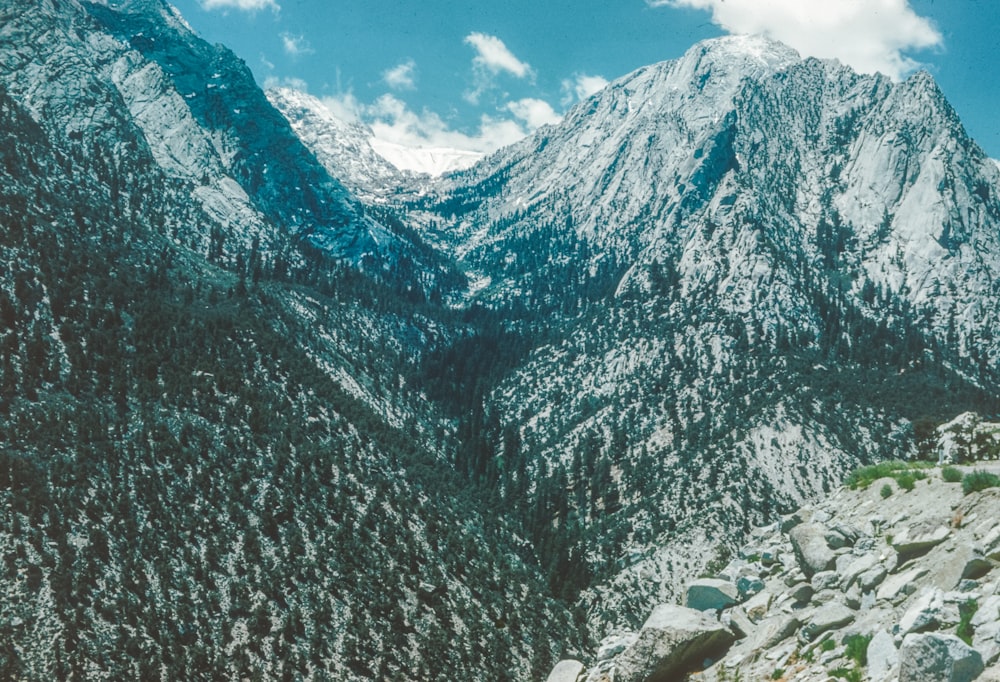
[{"x1": 3, "y1": 1, "x2": 1000, "y2": 678}]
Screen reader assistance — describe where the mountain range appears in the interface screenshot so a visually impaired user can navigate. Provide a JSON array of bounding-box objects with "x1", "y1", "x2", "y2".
[{"x1": 1, "y1": 0, "x2": 999, "y2": 679}]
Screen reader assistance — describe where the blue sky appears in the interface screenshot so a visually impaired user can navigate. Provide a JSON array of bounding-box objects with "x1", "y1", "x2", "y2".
[{"x1": 168, "y1": 0, "x2": 1000, "y2": 158}]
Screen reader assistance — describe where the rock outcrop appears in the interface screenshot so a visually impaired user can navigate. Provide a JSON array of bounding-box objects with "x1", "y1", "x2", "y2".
[
  {"x1": 550, "y1": 465, "x2": 1000, "y2": 681},
  {"x1": 613, "y1": 605, "x2": 735, "y2": 682}
]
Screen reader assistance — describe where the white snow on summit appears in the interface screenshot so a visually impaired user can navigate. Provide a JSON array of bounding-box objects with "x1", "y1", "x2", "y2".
[{"x1": 369, "y1": 139, "x2": 482, "y2": 176}]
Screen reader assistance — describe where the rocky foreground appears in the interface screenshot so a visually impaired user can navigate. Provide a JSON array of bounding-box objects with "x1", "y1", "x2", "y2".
[{"x1": 548, "y1": 465, "x2": 1000, "y2": 681}]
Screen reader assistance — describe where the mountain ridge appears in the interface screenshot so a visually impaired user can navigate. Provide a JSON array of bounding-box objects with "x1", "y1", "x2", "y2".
[{"x1": 2, "y1": 4, "x2": 1000, "y2": 679}]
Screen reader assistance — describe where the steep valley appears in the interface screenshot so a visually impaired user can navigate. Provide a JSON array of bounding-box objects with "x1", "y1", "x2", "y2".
[{"x1": 2, "y1": 1, "x2": 1000, "y2": 680}]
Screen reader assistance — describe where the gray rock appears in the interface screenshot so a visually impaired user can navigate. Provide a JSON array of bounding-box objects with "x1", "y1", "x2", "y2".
[
  {"x1": 980, "y1": 662, "x2": 1000, "y2": 682},
  {"x1": 781, "y1": 510, "x2": 808, "y2": 533},
  {"x1": 724, "y1": 607, "x2": 755, "y2": 640},
  {"x1": 614, "y1": 605, "x2": 735, "y2": 682},
  {"x1": 891, "y1": 522, "x2": 951, "y2": 558},
  {"x1": 737, "y1": 575, "x2": 765, "y2": 599},
  {"x1": 867, "y1": 629, "x2": 899, "y2": 682},
  {"x1": 826, "y1": 529, "x2": 851, "y2": 549},
  {"x1": 685, "y1": 578, "x2": 739, "y2": 612},
  {"x1": 839, "y1": 553, "x2": 879, "y2": 589},
  {"x1": 789, "y1": 523, "x2": 836, "y2": 578},
  {"x1": 876, "y1": 566, "x2": 929, "y2": 604},
  {"x1": 750, "y1": 613, "x2": 800, "y2": 650},
  {"x1": 858, "y1": 563, "x2": 889, "y2": 591},
  {"x1": 788, "y1": 582, "x2": 814, "y2": 604},
  {"x1": 973, "y1": 596, "x2": 1000, "y2": 665},
  {"x1": 546, "y1": 659, "x2": 585, "y2": 682},
  {"x1": 899, "y1": 588, "x2": 945, "y2": 635},
  {"x1": 844, "y1": 583, "x2": 862, "y2": 610},
  {"x1": 800, "y1": 602, "x2": 855, "y2": 641},
  {"x1": 596, "y1": 632, "x2": 638, "y2": 661},
  {"x1": 743, "y1": 590, "x2": 772, "y2": 622},
  {"x1": 898, "y1": 633, "x2": 984, "y2": 682},
  {"x1": 811, "y1": 570, "x2": 840, "y2": 592},
  {"x1": 962, "y1": 553, "x2": 996, "y2": 581},
  {"x1": 761, "y1": 548, "x2": 780, "y2": 566}
]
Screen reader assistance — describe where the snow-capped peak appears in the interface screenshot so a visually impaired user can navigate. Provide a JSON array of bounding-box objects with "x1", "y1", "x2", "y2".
[
  {"x1": 267, "y1": 87, "x2": 480, "y2": 190},
  {"x1": 369, "y1": 139, "x2": 482, "y2": 177}
]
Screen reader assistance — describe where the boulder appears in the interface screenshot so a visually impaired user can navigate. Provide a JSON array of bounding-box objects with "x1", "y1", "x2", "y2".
[
  {"x1": 973, "y1": 596, "x2": 1000, "y2": 665},
  {"x1": 899, "y1": 588, "x2": 945, "y2": 635},
  {"x1": 750, "y1": 614, "x2": 800, "y2": 650},
  {"x1": 614, "y1": 604, "x2": 735, "y2": 682},
  {"x1": 685, "y1": 578, "x2": 739, "y2": 612},
  {"x1": 789, "y1": 523, "x2": 836, "y2": 577},
  {"x1": 742, "y1": 590, "x2": 771, "y2": 622},
  {"x1": 857, "y1": 563, "x2": 889, "y2": 592},
  {"x1": 811, "y1": 570, "x2": 840, "y2": 592},
  {"x1": 723, "y1": 606, "x2": 755, "y2": 640},
  {"x1": 546, "y1": 659, "x2": 585, "y2": 682},
  {"x1": 876, "y1": 566, "x2": 929, "y2": 604},
  {"x1": 839, "y1": 553, "x2": 879, "y2": 589},
  {"x1": 800, "y1": 602, "x2": 855, "y2": 641},
  {"x1": 788, "y1": 582, "x2": 814, "y2": 604},
  {"x1": 898, "y1": 633, "x2": 984, "y2": 682},
  {"x1": 760, "y1": 547, "x2": 780, "y2": 566},
  {"x1": 980, "y1": 662, "x2": 1000, "y2": 682},
  {"x1": 736, "y1": 575, "x2": 765, "y2": 599},
  {"x1": 867, "y1": 629, "x2": 899, "y2": 682},
  {"x1": 596, "y1": 632, "x2": 638, "y2": 661},
  {"x1": 891, "y1": 522, "x2": 951, "y2": 558}
]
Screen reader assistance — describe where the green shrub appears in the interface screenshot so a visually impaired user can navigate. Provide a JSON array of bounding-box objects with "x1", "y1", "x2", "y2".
[
  {"x1": 962, "y1": 470, "x2": 1000, "y2": 495},
  {"x1": 845, "y1": 460, "x2": 932, "y2": 490},
  {"x1": 880, "y1": 483, "x2": 892, "y2": 498},
  {"x1": 771, "y1": 668, "x2": 784, "y2": 680},
  {"x1": 896, "y1": 472, "x2": 917, "y2": 491},
  {"x1": 820, "y1": 638, "x2": 836, "y2": 652},
  {"x1": 958, "y1": 599, "x2": 979, "y2": 645},
  {"x1": 830, "y1": 667, "x2": 862, "y2": 682},
  {"x1": 942, "y1": 466, "x2": 963, "y2": 483},
  {"x1": 843, "y1": 633, "x2": 872, "y2": 667}
]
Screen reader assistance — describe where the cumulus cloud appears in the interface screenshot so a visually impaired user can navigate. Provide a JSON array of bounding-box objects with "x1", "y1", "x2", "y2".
[
  {"x1": 319, "y1": 92, "x2": 365, "y2": 125},
  {"x1": 649, "y1": 0, "x2": 942, "y2": 80},
  {"x1": 280, "y1": 32, "x2": 313, "y2": 57},
  {"x1": 561, "y1": 73, "x2": 609, "y2": 106},
  {"x1": 383, "y1": 60, "x2": 417, "y2": 91},
  {"x1": 264, "y1": 75, "x2": 310, "y2": 92},
  {"x1": 201, "y1": 0, "x2": 279, "y2": 11},
  {"x1": 464, "y1": 32, "x2": 533, "y2": 78},
  {"x1": 317, "y1": 92, "x2": 557, "y2": 154},
  {"x1": 506, "y1": 98, "x2": 562, "y2": 129},
  {"x1": 366, "y1": 94, "x2": 527, "y2": 154}
]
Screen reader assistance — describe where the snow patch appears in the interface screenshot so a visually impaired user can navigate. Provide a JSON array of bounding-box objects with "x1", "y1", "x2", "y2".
[{"x1": 370, "y1": 138, "x2": 482, "y2": 176}]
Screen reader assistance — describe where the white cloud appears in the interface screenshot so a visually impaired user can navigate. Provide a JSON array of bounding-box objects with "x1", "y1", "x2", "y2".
[
  {"x1": 280, "y1": 32, "x2": 313, "y2": 57},
  {"x1": 201, "y1": 0, "x2": 279, "y2": 11},
  {"x1": 506, "y1": 98, "x2": 562, "y2": 129},
  {"x1": 464, "y1": 32, "x2": 533, "y2": 78},
  {"x1": 383, "y1": 60, "x2": 417, "y2": 91},
  {"x1": 316, "y1": 91, "x2": 563, "y2": 155},
  {"x1": 319, "y1": 92, "x2": 365, "y2": 125},
  {"x1": 649, "y1": 0, "x2": 942, "y2": 80},
  {"x1": 264, "y1": 75, "x2": 310, "y2": 92},
  {"x1": 366, "y1": 94, "x2": 527, "y2": 154},
  {"x1": 561, "y1": 73, "x2": 609, "y2": 106}
]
